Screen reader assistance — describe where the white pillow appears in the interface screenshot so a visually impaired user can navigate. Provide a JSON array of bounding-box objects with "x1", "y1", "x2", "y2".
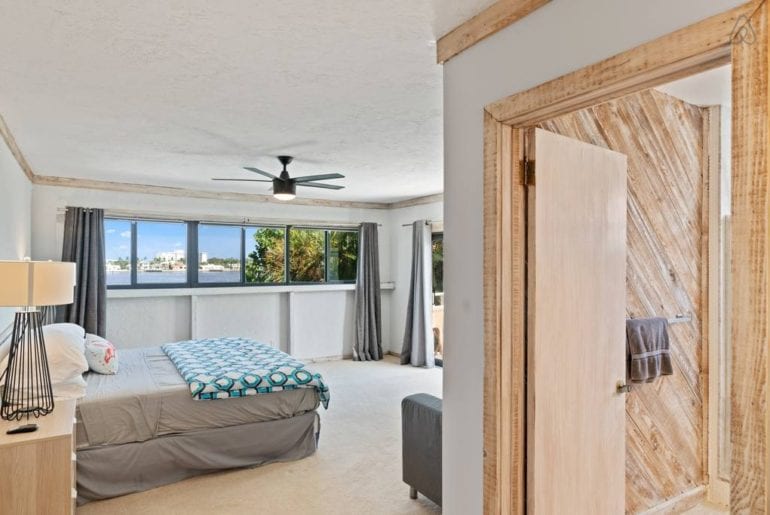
[
  {"x1": 41, "y1": 324, "x2": 88, "y2": 383},
  {"x1": 0, "y1": 339, "x2": 10, "y2": 366},
  {"x1": 85, "y1": 334, "x2": 119, "y2": 374},
  {"x1": 0, "y1": 323, "x2": 88, "y2": 385},
  {"x1": 52, "y1": 375, "x2": 87, "y2": 400}
]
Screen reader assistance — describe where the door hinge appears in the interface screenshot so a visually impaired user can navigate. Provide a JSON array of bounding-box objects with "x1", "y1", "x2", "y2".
[{"x1": 523, "y1": 159, "x2": 535, "y2": 186}]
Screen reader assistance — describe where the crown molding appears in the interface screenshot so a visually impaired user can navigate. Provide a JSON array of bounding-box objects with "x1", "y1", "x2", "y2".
[
  {"x1": 33, "y1": 175, "x2": 444, "y2": 210},
  {"x1": 0, "y1": 112, "x2": 35, "y2": 182},
  {"x1": 32, "y1": 175, "x2": 397, "y2": 210},
  {"x1": 389, "y1": 192, "x2": 444, "y2": 209},
  {"x1": 437, "y1": 0, "x2": 551, "y2": 64}
]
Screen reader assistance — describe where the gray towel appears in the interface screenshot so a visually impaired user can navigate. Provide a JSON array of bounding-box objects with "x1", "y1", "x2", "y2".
[{"x1": 626, "y1": 317, "x2": 673, "y2": 383}]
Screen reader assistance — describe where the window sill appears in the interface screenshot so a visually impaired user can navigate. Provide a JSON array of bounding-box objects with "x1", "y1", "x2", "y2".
[{"x1": 107, "y1": 282, "x2": 395, "y2": 299}]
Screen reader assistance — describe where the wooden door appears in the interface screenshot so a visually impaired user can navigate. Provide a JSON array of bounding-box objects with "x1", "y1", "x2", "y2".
[{"x1": 527, "y1": 128, "x2": 627, "y2": 514}]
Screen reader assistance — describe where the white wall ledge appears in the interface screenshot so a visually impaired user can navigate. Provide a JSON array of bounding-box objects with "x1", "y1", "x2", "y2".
[{"x1": 108, "y1": 282, "x2": 395, "y2": 299}]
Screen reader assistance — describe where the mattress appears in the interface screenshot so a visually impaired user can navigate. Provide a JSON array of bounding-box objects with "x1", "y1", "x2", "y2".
[{"x1": 76, "y1": 346, "x2": 320, "y2": 448}]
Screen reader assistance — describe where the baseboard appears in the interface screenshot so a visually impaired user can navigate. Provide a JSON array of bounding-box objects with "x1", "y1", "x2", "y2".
[
  {"x1": 639, "y1": 485, "x2": 706, "y2": 514},
  {"x1": 300, "y1": 353, "x2": 353, "y2": 363},
  {"x1": 301, "y1": 351, "x2": 402, "y2": 363},
  {"x1": 707, "y1": 477, "x2": 729, "y2": 507}
]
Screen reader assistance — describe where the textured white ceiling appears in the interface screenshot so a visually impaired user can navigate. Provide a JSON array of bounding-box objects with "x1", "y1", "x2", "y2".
[{"x1": 0, "y1": 0, "x2": 493, "y2": 203}]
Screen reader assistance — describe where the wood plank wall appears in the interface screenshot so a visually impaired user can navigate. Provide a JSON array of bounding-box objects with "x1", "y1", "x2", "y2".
[{"x1": 539, "y1": 89, "x2": 708, "y2": 513}]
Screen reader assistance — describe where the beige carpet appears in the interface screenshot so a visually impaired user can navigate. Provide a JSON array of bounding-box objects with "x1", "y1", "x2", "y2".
[{"x1": 78, "y1": 356, "x2": 443, "y2": 515}]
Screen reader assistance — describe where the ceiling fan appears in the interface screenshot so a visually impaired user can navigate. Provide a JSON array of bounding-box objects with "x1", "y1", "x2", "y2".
[{"x1": 212, "y1": 155, "x2": 345, "y2": 201}]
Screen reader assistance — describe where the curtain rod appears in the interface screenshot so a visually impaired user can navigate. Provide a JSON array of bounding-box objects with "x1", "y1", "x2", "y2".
[
  {"x1": 401, "y1": 220, "x2": 437, "y2": 227},
  {"x1": 56, "y1": 208, "x2": 381, "y2": 228}
]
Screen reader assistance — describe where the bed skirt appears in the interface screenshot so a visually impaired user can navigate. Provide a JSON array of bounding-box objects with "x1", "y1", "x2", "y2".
[{"x1": 77, "y1": 410, "x2": 320, "y2": 504}]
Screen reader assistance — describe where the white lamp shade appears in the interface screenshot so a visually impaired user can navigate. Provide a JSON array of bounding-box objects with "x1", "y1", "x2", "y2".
[{"x1": 0, "y1": 261, "x2": 77, "y2": 307}]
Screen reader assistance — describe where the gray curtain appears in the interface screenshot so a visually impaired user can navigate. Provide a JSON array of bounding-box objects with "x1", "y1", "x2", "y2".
[
  {"x1": 401, "y1": 220, "x2": 434, "y2": 368},
  {"x1": 40, "y1": 306, "x2": 57, "y2": 325},
  {"x1": 58, "y1": 207, "x2": 107, "y2": 337},
  {"x1": 353, "y1": 222, "x2": 383, "y2": 361}
]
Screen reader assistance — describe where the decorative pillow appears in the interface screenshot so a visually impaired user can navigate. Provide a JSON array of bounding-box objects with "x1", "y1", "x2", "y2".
[{"x1": 85, "y1": 334, "x2": 118, "y2": 374}]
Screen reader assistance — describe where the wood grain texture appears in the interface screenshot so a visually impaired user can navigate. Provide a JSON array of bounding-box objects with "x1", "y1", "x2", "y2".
[
  {"x1": 482, "y1": 112, "x2": 526, "y2": 514},
  {"x1": 486, "y1": 2, "x2": 762, "y2": 126},
  {"x1": 482, "y1": 3, "x2": 770, "y2": 513},
  {"x1": 0, "y1": 399, "x2": 76, "y2": 514},
  {"x1": 483, "y1": 111, "x2": 502, "y2": 515},
  {"x1": 730, "y1": 3, "x2": 769, "y2": 513},
  {"x1": 32, "y1": 175, "x2": 394, "y2": 210},
  {"x1": 638, "y1": 486, "x2": 706, "y2": 515},
  {"x1": 539, "y1": 89, "x2": 708, "y2": 513},
  {"x1": 0, "y1": 111, "x2": 35, "y2": 181},
  {"x1": 527, "y1": 128, "x2": 627, "y2": 514},
  {"x1": 437, "y1": 0, "x2": 551, "y2": 64},
  {"x1": 388, "y1": 193, "x2": 444, "y2": 209},
  {"x1": 704, "y1": 105, "x2": 730, "y2": 506}
]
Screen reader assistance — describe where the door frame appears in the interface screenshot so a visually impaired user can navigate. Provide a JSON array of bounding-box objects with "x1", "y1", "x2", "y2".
[{"x1": 482, "y1": 1, "x2": 769, "y2": 513}]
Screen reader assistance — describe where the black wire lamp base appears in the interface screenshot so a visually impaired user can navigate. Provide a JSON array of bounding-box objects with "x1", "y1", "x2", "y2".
[{"x1": 0, "y1": 310, "x2": 55, "y2": 421}]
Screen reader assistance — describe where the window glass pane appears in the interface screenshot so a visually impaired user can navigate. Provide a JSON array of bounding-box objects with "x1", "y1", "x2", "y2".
[
  {"x1": 137, "y1": 221, "x2": 187, "y2": 284},
  {"x1": 432, "y1": 234, "x2": 443, "y2": 302},
  {"x1": 105, "y1": 219, "x2": 132, "y2": 286},
  {"x1": 198, "y1": 225, "x2": 241, "y2": 283},
  {"x1": 289, "y1": 228, "x2": 325, "y2": 283},
  {"x1": 328, "y1": 231, "x2": 358, "y2": 282},
  {"x1": 245, "y1": 227, "x2": 285, "y2": 284}
]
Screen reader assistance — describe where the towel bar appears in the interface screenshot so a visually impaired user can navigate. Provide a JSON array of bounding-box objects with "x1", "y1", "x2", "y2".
[
  {"x1": 666, "y1": 313, "x2": 691, "y2": 325},
  {"x1": 627, "y1": 313, "x2": 691, "y2": 325}
]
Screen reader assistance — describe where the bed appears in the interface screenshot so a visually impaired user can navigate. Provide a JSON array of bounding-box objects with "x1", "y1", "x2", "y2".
[{"x1": 75, "y1": 340, "x2": 327, "y2": 504}]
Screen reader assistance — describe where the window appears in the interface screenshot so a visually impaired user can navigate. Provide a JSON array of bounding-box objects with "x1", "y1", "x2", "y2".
[
  {"x1": 432, "y1": 233, "x2": 443, "y2": 305},
  {"x1": 137, "y1": 221, "x2": 187, "y2": 284},
  {"x1": 198, "y1": 224, "x2": 241, "y2": 284},
  {"x1": 105, "y1": 219, "x2": 132, "y2": 286},
  {"x1": 245, "y1": 227, "x2": 285, "y2": 284},
  {"x1": 289, "y1": 228, "x2": 325, "y2": 283},
  {"x1": 105, "y1": 218, "x2": 359, "y2": 289},
  {"x1": 328, "y1": 230, "x2": 358, "y2": 282}
]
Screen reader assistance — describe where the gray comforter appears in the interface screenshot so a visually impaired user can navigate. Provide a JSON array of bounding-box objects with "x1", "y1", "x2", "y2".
[{"x1": 76, "y1": 346, "x2": 320, "y2": 448}]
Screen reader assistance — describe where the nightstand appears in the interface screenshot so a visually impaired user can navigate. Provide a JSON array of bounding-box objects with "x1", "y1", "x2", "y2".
[{"x1": 0, "y1": 399, "x2": 77, "y2": 515}]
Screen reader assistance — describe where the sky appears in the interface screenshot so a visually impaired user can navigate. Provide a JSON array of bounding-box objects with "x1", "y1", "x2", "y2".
[{"x1": 105, "y1": 221, "x2": 248, "y2": 261}]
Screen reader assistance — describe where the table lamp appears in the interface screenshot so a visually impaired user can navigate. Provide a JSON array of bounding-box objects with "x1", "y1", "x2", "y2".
[{"x1": 0, "y1": 260, "x2": 76, "y2": 422}]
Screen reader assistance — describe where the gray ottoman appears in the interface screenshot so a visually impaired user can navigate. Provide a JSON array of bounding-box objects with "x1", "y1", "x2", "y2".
[{"x1": 401, "y1": 393, "x2": 442, "y2": 506}]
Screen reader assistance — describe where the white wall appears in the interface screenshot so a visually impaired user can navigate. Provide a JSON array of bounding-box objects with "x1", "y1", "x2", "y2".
[
  {"x1": 388, "y1": 201, "x2": 443, "y2": 354},
  {"x1": 30, "y1": 185, "x2": 412, "y2": 357},
  {"x1": 0, "y1": 138, "x2": 31, "y2": 329},
  {"x1": 289, "y1": 290, "x2": 356, "y2": 359},
  {"x1": 442, "y1": 2, "x2": 743, "y2": 513},
  {"x1": 108, "y1": 295, "x2": 191, "y2": 348}
]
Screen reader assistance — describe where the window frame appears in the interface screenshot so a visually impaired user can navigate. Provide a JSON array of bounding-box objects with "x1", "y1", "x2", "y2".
[{"x1": 105, "y1": 217, "x2": 359, "y2": 290}]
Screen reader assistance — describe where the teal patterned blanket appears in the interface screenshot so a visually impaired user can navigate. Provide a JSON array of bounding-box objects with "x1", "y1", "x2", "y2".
[{"x1": 162, "y1": 337, "x2": 330, "y2": 409}]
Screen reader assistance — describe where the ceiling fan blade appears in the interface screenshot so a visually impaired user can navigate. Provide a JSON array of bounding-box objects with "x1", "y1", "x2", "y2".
[
  {"x1": 243, "y1": 166, "x2": 278, "y2": 179},
  {"x1": 212, "y1": 178, "x2": 272, "y2": 182},
  {"x1": 293, "y1": 173, "x2": 345, "y2": 183},
  {"x1": 296, "y1": 182, "x2": 345, "y2": 190}
]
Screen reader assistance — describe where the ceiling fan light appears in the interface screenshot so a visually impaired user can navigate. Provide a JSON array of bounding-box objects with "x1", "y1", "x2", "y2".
[{"x1": 273, "y1": 178, "x2": 296, "y2": 201}]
